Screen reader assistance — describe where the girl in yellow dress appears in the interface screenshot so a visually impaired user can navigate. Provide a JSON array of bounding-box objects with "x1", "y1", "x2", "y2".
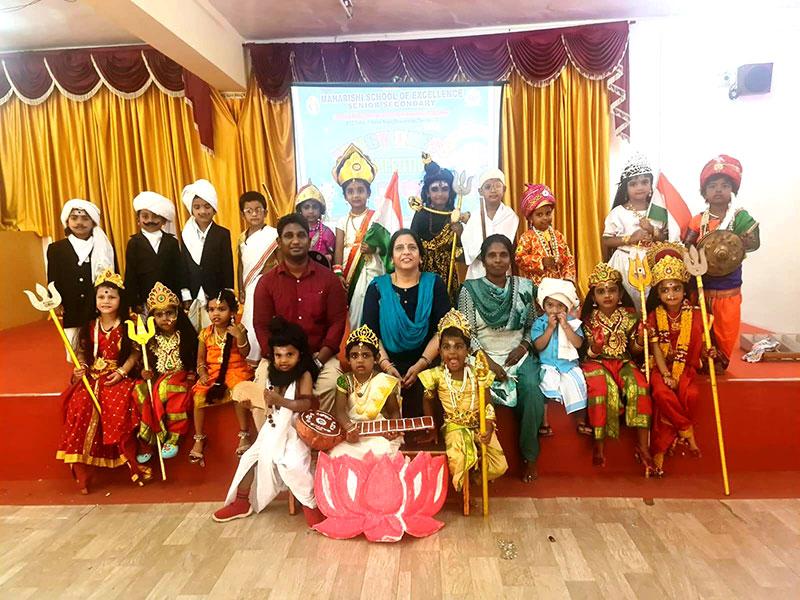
[{"x1": 331, "y1": 325, "x2": 403, "y2": 459}]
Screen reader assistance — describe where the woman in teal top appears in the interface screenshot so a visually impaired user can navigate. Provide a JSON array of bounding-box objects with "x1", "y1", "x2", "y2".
[
  {"x1": 458, "y1": 234, "x2": 545, "y2": 483},
  {"x1": 362, "y1": 229, "x2": 450, "y2": 418}
]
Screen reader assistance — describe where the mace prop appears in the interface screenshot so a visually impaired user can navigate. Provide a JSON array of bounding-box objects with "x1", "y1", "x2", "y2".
[
  {"x1": 24, "y1": 283, "x2": 102, "y2": 414},
  {"x1": 474, "y1": 350, "x2": 491, "y2": 517},
  {"x1": 126, "y1": 315, "x2": 166, "y2": 481},
  {"x1": 627, "y1": 255, "x2": 652, "y2": 381},
  {"x1": 684, "y1": 246, "x2": 731, "y2": 496}
]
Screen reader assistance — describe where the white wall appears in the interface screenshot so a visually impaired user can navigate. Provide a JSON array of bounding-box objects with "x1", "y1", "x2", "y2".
[{"x1": 624, "y1": 13, "x2": 800, "y2": 332}]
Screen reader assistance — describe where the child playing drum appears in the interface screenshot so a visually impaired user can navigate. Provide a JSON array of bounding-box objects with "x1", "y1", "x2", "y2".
[{"x1": 212, "y1": 317, "x2": 324, "y2": 526}]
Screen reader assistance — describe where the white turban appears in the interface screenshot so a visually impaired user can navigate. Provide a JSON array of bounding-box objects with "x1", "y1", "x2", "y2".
[
  {"x1": 59, "y1": 199, "x2": 115, "y2": 281},
  {"x1": 133, "y1": 191, "x2": 177, "y2": 235},
  {"x1": 537, "y1": 277, "x2": 581, "y2": 361},
  {"x1": 478, "y1": 168, "x2": 506, "y2": 189},
  {"x1": 537, "y1": 277, "x2": 580, "y2": 311},
  {"x1": 181, "y1": 178, "x2": 218, "y2": 214}
]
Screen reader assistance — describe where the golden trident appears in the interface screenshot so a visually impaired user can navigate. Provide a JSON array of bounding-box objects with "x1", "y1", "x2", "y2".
[
  {"x1": 126, "y1": 315, "x2": 166, "y2": 481},
  {"x1": 684, "y1": 245, "x2": 731, "y2": 496},
  {"x1": 474, "y1": 349, "x2": 491, "y2": 517},
  {"x1": 24, "y1": 283, "x2": 102, "y2": 414},
  {"x1": 627, "y1": 255, "x2": 652, "y2": 381}
]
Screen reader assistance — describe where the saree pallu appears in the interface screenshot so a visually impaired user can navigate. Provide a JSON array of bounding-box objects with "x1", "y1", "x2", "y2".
[
  {"x1": 582, "y1": 358, "x2": 651, "y2": 440},
  {"x1": 135, "y1": 370, "x2": 193, "y2": 446}
]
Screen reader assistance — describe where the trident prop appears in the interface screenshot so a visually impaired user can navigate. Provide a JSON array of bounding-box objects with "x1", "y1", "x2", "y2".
[
  {"x1": 627, "y1": 255, "x2": 652, "y2": 381},
  {"x1": 24, "y1": 283, "x2": 102, "y2": 414},
  {"x1": 448, "y1": 170, "x2": 473, "y2": 293},
  {"x1": 684, "y1": 246, "x2": 731, "y2": 495},
  {"x1": 126, "y1": 315, "x2": 166, "y2": 481},
  {"x1": 474, "y1": 350, "x2": 491, "y2": 517}
]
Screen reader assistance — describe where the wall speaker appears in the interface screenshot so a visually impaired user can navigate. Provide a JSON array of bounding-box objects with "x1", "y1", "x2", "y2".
[{"x1": 729, "y1": 63, "x2": 773, "y2": 99}]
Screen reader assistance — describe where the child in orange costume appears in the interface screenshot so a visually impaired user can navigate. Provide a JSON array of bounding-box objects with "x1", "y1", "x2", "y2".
[{"x1": 515, "y1": 184, "x2": 576, "y2": 285}]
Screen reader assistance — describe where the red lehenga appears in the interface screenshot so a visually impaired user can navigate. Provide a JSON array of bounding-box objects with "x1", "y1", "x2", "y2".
[
  {"x1": 56, "y1": 322, "x2": 150, "y2": 490},
  {"x1": 647, "y1": 303, "x2": 706, "y2": 474}
]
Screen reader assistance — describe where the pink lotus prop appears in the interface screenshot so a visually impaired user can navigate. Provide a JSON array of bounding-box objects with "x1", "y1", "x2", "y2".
[{"x1": 313, "y1": 451, "x2": 448, "y2": 542}]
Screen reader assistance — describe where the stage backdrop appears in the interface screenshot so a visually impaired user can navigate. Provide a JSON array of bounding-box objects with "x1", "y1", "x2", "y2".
[
  {"x1": 291, "y1": 83, "x2": 502, "y2": 224},
  {"x1": 1, "y1": 51, "x2": 615, "y2": 291}
]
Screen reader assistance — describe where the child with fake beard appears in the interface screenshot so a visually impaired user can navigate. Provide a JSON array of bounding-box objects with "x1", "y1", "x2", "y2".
[{"x1": 212, "y1": 316, "x2": 324, "y2": 526}]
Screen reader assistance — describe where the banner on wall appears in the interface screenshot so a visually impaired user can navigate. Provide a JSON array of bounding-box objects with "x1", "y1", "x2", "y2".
[{"x1": 290, "y1": 83, "x2": 503, "y2": 225}]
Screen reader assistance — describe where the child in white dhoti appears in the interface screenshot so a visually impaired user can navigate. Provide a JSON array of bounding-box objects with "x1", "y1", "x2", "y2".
[
  {"x1": 212, "y1": 317, "x2": 324, "y2": 526},
  {"x1": 531, "y1": 278, "x2": 590, "y2": 436},
  {"x1": 330, "y1": 325, "x2": 402, "y2": 459},
  {"x1": 237, "y1": 191, "x2": 279, "y2": 365}
]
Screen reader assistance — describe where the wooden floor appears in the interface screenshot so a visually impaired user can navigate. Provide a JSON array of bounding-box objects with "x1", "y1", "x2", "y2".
[{"x1": 1, "y1": 497, "x2": 798, "y2": 599}]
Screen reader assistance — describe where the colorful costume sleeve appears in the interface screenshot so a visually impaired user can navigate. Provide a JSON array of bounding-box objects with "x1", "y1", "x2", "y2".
[
  {"x1": 514, "y1": 230, "x2": 545, "y2": 280},
  {"x1": 733, "y1": 209, "x2": 760, "y2": 251},
  {"x1": 418, "y1": 366, "x2": 440, "y2": 391},
  {"x1": 336, "y1": 374, "x2": 350, "y2": 394},
  {"x1": 555, "y1": 230, "x2": 577, "y2": 281}
]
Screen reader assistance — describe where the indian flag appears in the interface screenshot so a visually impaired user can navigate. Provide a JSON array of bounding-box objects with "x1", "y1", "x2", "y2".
[
  {"x1": 363, "y1": 170, "x2": 403, "y2": 271},
  {"x1": 648, "y1": 172, "x2": 692, "y2": 241}
]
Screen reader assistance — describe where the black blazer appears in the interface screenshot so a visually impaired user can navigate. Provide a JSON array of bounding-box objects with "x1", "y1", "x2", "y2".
[
  {"x1": 46, "y1": 238, "x2": 117, "y2": 328},
  {"x1": 181, "y1": 222, "x2": 234, "y2": 299},
  {"x1": 124, "y1": 232, "x2": 187, "y2": 308}
]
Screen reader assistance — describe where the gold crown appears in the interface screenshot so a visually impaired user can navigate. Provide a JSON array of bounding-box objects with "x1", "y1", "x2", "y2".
[
  {"x1": 645, "y1": 241, "x2": 685, "y2": 270},
  {"x1": 346, "y1": 324, "x2": 379, "y2": 349},
  {"x1": 295, "y1": 181, "x2": 326, "y2": 208},
  {"x1": 587, "y1": 262, "x2": 622, "y2": 287},
  {"x1": 651, "y1": 255, "x2": 689, "y2": 286},
  {"x1": 94, "y1": 268, "x2": 124, "y2": 289},
  {"x1": 146, "y1": 281, "x2": 179, "y2": 312},
  {"x1": 332, "y1": 143, "x2": 377, "y2": 186},
  {"x1": 437, "y1": 308, "x2": 472, "y2": 338}
]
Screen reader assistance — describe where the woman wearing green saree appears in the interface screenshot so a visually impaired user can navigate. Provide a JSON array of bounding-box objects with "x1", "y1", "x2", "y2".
[{"x1": 457, "y1": 234, "x2": 546, "y2": 483}]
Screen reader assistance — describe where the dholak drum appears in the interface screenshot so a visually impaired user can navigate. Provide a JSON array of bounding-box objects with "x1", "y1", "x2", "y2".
[{"x1": 295, "y1": 410, "x2": 344, "y2": 451}]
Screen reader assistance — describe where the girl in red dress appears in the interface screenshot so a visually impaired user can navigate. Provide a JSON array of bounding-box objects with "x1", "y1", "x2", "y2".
[
  {"x1": 56, "y1": 269, "x2": 152, "y2": 494},
  {"x1": 645, "y1": 244, "x2": 716, "y2": 476}
]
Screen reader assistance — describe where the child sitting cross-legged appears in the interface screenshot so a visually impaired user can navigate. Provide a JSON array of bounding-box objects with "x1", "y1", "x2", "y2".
[
  {"x1": 212, "y1": 317, "x2": 324, "y2": 526},
  {"x1": 419, "y1": 309, "x2": 508, "y2": 491},
  {"x1": 330, "y1": 324, "x2": 403, "y2": 459}
]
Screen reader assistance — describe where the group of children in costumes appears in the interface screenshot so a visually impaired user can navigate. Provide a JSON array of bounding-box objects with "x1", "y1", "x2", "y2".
[{"x1": 51, "y1": 148, "x2": 758, "y2": 526}]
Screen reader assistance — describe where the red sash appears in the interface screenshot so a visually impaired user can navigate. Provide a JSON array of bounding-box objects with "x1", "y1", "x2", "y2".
[
  {"x1": 243, "y1": 239, "x2": 278, "y2": 289},
  {"x1": 342, "y1": 209, "x2": 375, "y2": 283}
]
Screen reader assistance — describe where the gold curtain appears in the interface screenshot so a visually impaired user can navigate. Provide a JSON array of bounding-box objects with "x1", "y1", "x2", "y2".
[
  {"x1": 1, "y1": 68, "x2": 608, "y2": 292},
  {"x1": 502, "y1": 66, "x2": 610, "y2": 292},
  {"x1": 0, "y1": 80, "x2": 296, "y2": 274}
]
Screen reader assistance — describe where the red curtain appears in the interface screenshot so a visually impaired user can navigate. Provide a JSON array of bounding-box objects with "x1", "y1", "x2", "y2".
[
  {"x1": 248, "y1": 21, "x2": 630, "y2": 138},
  {"x1": 0, "y1": 46, "x2": 213, "y2": 151}
]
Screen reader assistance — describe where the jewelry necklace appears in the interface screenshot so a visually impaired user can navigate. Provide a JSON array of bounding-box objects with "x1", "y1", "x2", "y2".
[
  {"x1": 443, "y1": 365, "x2": 473, "y2": 413},
  {"x1": 533, "y1": 226, "x2": 560, "y2": 264}
]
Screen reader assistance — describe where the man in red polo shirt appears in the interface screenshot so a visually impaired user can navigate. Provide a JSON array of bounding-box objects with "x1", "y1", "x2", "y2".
[{"x1": 253, "y1": 214, "x2": 347, "y2": 410}]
